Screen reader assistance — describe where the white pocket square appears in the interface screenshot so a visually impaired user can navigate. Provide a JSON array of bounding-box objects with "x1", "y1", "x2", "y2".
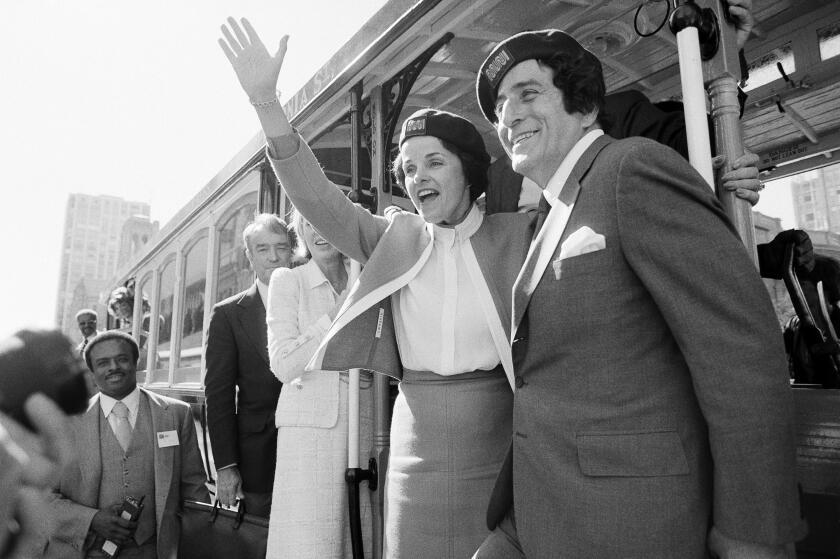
[{"x1": 552, "y1": 226, "x2": 606, "y2": 279}]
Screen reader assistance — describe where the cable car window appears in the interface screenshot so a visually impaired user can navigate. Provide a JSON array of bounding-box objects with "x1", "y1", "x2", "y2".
[
  {"x1": 216, "y1": 202, "x2": 258, "y2": 303},
  {"x1": 312, "y1": 126, "x2": 352, "y2": 189},
  {"x1": 754, "y1": 162, "x2": 840, "y2": 326},
  {"x1": 309, "y1": 112, "x2": 375, "y2": 205},
  {"x1": 178, "y1": 236, "x2": 207, "y2": 381},
  {"x1": 818, "y1": 22, "x2": 840, "y2": 61},
  {"x1": 135, "y1": 274, "x2": 153, "y2": 381},
  {"x1": 153, "y1": 259, "x2": 176, "y2": 381},
  {"x1": 744, "y1": 42, "x2": 796, "y2": 92}
]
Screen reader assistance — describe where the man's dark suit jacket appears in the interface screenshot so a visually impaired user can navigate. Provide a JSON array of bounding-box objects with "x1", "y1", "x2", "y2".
[
  {"x1": 204, "y1": 283, "x2": 282, "y2": 494},
  {"x1": 486, "y1": 90, "x2": 688, "y2": 215}
]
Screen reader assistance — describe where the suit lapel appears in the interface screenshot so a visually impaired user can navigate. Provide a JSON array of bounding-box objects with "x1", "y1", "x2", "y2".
[
  {"x1": 511, "y1": 187, "x2": 579, "y2": 336},
  {"x1": 146, "y1": 389, "x2": 174, "y2": 528},
  {"x1": 462, "y1": 240, "x2": 516, "y2": 389},
  {"x1": 511, "y1": 135, "x2": 612, "y2": 336},
  {"x1": 79, "y1": 397, "x2": 103, "y2": 496},
  {"x1": 236, "y1": 283, "x2": 269, "y2": 366}
]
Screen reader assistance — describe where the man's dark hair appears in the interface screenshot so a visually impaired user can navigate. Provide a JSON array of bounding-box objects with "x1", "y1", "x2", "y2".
[
  {"x1": 537, "y1": 50, "x2": 609, "y2": 129},
  {"x1": 84, "y1": 330, "x2": 140, "y2": 371}
]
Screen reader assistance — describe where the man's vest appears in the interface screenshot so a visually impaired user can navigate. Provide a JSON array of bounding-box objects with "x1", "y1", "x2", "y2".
[{"x1": 96, "y1": 394, "x2": 157, "y2": 548}]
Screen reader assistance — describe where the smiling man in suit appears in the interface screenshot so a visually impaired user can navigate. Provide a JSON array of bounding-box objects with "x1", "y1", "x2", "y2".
[
  {"x1": 46, "y1": 330, "x2": 208, "y2": 559},
  {"x1": 204, "y1": 213, "x2": 289, "y2": 517},
  {"x1": 473, "y1": 30, "x2": 804, "y2": 558}
]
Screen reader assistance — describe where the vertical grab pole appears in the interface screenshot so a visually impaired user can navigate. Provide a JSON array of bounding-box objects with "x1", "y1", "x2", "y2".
[
  {"x1": 346, "y1": 259, "x2": 365, "y2": 558},
  {"x1": 671, "y1": 0, "x2": 757, "y2": 263},
  {"x1": 700, "y1": 0, "x2": 759, "y2": 264},
  {"x1": 348, "y1": 81, "x2": 363, "y2": 474},
  {"x1": 676, "y1": 26, "x2": 715, "y2": 188},
  {"x1": 671, "y1": 5, "x2": 715, "y2": 188},
  {"x1": 709, "y1": 73, "x2": 757, "y2": 261},
  {"x1": 368, "y1": 84, "x2": 391, "y2": 559},
  {"x1": 346, "y1": 83, "x2": 369, "y2": 559},
  {"x1": 348, "y1": 260, "x2": 362, "y2": 471}
]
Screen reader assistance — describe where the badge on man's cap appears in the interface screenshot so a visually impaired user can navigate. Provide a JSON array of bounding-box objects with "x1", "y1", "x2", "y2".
[{"x1": 482, "y1": 47, "x2": 513, "y2": 89}]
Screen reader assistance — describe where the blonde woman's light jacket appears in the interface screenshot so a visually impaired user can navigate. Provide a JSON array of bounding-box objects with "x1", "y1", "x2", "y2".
[
  {"x1": 268, "y1": 136, "x2": 534, "y2": 389},
  {"x1": 267, "y1": 260, "x2": 342, "y2": 429}
]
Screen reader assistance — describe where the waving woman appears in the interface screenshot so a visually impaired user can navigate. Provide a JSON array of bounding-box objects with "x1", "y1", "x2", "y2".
[{"x1": 220, "y1": 17, "x2": 530, "y2": 558}]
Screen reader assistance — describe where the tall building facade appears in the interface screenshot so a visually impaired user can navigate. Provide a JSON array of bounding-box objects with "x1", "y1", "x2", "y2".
[
  {"x1": 791, "y1": 163, "x2": 840, "y2": 233},
  {"x1": 55, "y1": 194, "x2": 153, "y2": 341}
]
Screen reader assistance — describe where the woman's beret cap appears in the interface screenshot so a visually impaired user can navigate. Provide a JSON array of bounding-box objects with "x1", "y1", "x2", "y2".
[{"x1": 398, "y1": 108, "x2": 490, "y2": 165}]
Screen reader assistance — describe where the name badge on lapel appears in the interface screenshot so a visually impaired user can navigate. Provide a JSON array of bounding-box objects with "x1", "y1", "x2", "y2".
[{"x1": 157, "y1": 430, "x2": 179, "y2": 448}]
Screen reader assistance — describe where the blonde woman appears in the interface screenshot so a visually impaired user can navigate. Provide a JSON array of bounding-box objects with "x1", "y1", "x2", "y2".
[{"x1": 265, "y1": 210, "x2": 373, "y2": 558}]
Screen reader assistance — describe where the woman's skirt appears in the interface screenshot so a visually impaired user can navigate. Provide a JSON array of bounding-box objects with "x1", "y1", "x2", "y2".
[{"x1": 383, "y1": 365, "x2": 513, "y2": 559}]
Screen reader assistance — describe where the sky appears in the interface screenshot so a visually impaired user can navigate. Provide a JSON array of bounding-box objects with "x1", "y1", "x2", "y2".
[{"x1": 0, "y1": 0, "x2": 388, "y2": 339}]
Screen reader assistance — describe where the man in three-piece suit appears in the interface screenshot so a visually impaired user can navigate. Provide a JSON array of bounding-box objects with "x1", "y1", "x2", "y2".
[
  {"x1": 204, "y1": 213, "x2": 289, "y2": 517},
  {"x1": 473, "y1": 30, "x2": 804, "y2": 558},
  {"x1": 45, "y1": 330, "x2": 208, "y2": 559}
]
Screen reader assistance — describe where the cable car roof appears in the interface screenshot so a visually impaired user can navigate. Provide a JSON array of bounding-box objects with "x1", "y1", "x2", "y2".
[{"x1": 281, "y1": 0, "x2": 840, "y2": 178}]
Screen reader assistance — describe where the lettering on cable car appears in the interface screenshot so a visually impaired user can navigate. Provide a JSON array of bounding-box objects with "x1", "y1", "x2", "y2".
[{"x1": 767, "y1": 143, "x2": 808, "y2": 163}]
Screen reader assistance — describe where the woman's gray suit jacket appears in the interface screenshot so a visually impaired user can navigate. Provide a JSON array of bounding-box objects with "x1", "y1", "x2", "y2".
[{"x1": 268, "y1": 137, "x2": 535, "y2": 388}]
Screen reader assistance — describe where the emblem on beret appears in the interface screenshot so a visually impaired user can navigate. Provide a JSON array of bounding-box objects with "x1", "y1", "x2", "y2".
[
  {"x1": 404, "y1": 116, "x2": 427, "y2": 136},
  {"x1": 484, "y1": 48, "x2": 512, "y2": 87}
]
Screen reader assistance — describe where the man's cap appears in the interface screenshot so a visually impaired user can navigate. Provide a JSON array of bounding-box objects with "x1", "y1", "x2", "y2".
[
  {"x1": 75, "y1": 308, "x2": 97, "y2": 320},
  {"x1": 83, "y1": 330, "x2": 140, "y2": 371},
  {"x1": 476, "y1": 29, "x2": 598, "y2": 123},
  {"x1": 398, "y1": 108, "x2": 490, "y2": 165}
]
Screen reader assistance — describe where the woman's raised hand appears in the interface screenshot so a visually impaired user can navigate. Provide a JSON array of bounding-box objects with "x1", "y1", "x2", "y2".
[{"x1": 219, "y1": 17, "x2": 288, "y2": 103}]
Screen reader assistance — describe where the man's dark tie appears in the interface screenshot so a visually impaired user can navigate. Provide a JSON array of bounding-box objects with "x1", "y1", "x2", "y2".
[
  {"x1": 534, "y1": 194, "x2": 551, "y2": 237},
  {"x1": 513, "y1": 195, "x2": 553, "y2": 330}
]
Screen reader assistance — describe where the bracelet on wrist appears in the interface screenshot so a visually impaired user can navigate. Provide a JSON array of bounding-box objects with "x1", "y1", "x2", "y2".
[{"x1": 250, "y1": 93, "x2": 281, "y2": 108}]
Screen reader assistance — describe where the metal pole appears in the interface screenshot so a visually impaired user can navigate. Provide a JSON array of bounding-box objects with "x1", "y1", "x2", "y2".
[
  {"x1": 345, "y1": 83, "x2": 378, "y2": 559},
  {"x1": 345, "y1": 259, "x2": 366, "y2": 559},
  {"x1": 368, "y1": 84, "x2": 390, "y2": 559},
  {"x1": 669, "y1": 2, "x2": 716, "y2": 188},
  {"x1": 348, "y1": 261, "x2": 362, "y2": 469},
  {"x1": 348, "y1": 83, "x2": 363, "y2": 472},
  {"x1": 709, "y1": 74, "x2": 757, "y2": 259},
  {"x1": 676, "y1": 25, "x2": 715, "y2": 188},
  {"x1": 698, "y1": 0, "x2": 758, "y2": 263}
]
